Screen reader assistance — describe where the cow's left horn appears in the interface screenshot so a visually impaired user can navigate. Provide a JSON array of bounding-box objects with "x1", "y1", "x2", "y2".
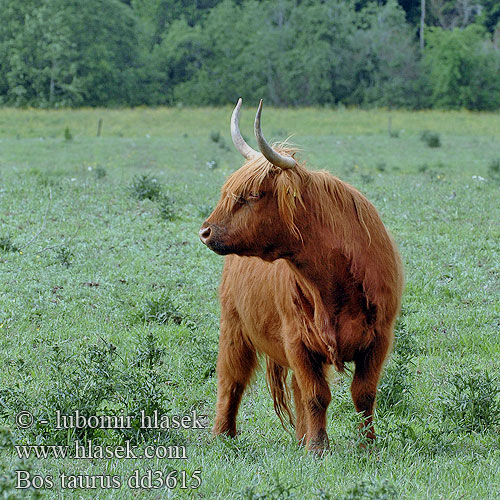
[
  {"x1": 254, "y1": 99, "x2": 296, "y2": 170},
  {"x1": 231, "y1": 98, "x2": 259, "y2": 160}
]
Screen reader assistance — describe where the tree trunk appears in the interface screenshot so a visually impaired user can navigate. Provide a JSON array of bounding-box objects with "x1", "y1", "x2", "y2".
[
  {"x1": 420, "y1": 0, "x2": 426, "y2": 51},
  {"x1": 49, "y1": 59, "x2": 55, "y2": 103}
]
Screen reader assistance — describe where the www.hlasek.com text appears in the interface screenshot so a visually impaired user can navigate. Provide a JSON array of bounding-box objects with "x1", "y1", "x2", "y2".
[{"x1": 16, "y1": 439, "x2": 189, "y2": 460}]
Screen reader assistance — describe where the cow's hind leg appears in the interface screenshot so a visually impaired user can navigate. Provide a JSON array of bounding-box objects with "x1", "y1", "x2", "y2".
[
  {"x1": 351, "y1": 332, "x2": 391, "y2": 443},
  {"x1": 213, "y1": 314, "x2": 256, "y2": 437},
  {"x1": 288, "y1": 342, "x2": 331, "y2": 453}
]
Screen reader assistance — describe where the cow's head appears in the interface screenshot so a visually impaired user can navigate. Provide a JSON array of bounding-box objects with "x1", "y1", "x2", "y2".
[{"x1": 199, "y1": 99, "x2": 308, "y2": 261}]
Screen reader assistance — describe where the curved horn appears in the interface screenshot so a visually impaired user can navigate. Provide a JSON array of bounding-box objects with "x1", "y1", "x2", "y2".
[
  {"x1": 254, "y1": 99, "x2": 296, "y2": 170},
  {"x1": 231, "y1": 98, "x2": 259, "y2": 159}
]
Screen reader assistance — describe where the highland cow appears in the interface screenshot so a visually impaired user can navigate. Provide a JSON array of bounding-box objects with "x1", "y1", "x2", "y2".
[{"x1": 199, "y1": 99, "x2": 403, "y2": 452}]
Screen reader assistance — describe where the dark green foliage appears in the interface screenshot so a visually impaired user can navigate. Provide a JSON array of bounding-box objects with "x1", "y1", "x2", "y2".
[
  {"x1": 210, "y1": 130, "x2": 233, "y2": 152},
  {"x1": 338, "y1": 478, "x2": 397, "y2": 500},
  {"x1": 420, "y1": 130, "x2": 441, "y2": 148},
  {"x1": 158, "y1": 194, "x2": 176, "y2": 221},
  {"x1": 379, "y1": 414, "x2": 457, "y2": 456},
  {"x1": 1, "y1": 0, "x2": 498, "y2": 109},
  {"x1": 137, "y1": 292, "x2": 184, "y2": 325},
  {"x1": 210, "y1": 131, "x2": 221, "y2": 143},
  {"x1": 476, "y1": 0, "x2": 500, "y2": 33},
  {"x1": 0, "y1": 439, "x2": 44, "y2": 500},
  {"x1": 133, "y1": 330, "x2": 166, "y2": 370},
  {"x1": 488, "y1": 158, "x2": 500, "y2": 180},
  {"x1": 93, "y1": 165, "x2": 107, "y2": 179},
  {"x1": 241, "y1": 475, "x2": 296, "y2": 500},
  {"x1": 63, "y1": 126, "x2": 72, "y2": 141},
  {"x1": 0, "y1": 235, "x2": 19, "y2": 253},
  {"x1": 54, "y1": 246, "x2": 73, "y2": 267},
  {"x1": 128, "y1": 174, "x2": 162, "y2": 201},
  {"x1": 1, "y1": 338, "x2": 171, "y2": 446},
  {"x1": 439, "y1": 369, "x2": 500, "y2": 433},
  {"x1": 0, "y1": 0, "x2": 140, "y2": 106},
  {"x1": 423, "y1": 26, "x2": 500, "y2": 111}
]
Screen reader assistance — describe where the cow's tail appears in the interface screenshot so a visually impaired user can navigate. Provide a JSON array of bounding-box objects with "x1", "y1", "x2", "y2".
[{"x1": 265, "y1": 357, "x2": 294, "y2": 430}]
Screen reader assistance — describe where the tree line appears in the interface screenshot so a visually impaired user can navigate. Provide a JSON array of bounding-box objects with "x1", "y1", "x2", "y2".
[{"x1": 0, "y1": 0, "x2": 499, "y2": 110}]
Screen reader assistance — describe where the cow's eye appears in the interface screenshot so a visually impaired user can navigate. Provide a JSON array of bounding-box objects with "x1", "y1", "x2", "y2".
[{"x1": 248, "y1": 192, "x2": 264, "y2": 201}]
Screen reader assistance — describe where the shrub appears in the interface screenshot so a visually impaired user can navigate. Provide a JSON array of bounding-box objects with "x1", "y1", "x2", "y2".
[
  {"x1": 210, "y1": 131, "x2": 221, "y2": 143},
  {"x1": 488, "y1": 158, "x2": 500, "y2": 180},
  {"x1": 420, "y1": 130, "x2": 441, "y2": 148},
  {"x1": 1, "y1": 337, "x2": 171, "y2": 446},
  {"x1": 0, "y1": 235, "x2": 19, "y2": 253},
  {"x1": 94, "y1": 165, "x2": 107, "y2": 179},
  {"x1": 129, "y1": 174, "x2": 162, "y2": 201},
  {"x1": 241, "y1": 475, "x2": 296, "y2": 500},
  {"x1": 158, "y1": 194, "x2": 176, "y2": 221},
  {"x1": 439, "y1": 369, "x2": 500, "y2": 433},
  {"x1": 338, "y1": 478, "x2": 397, "y2": 500},
  {"x1": 54, "y1": 246, "x2": 73, "y2": 267},
  {"x1": 64, "y1": 126, "x2": 73, "y2": 141},
  {"x1": 137, "y1": 293, "x2": 184, "y2": 325}
]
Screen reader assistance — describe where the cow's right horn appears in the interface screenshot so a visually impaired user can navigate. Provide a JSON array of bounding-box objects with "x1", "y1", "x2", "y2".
[
  {"x1": 254, "y1": 99, "x2": 296, "y2": 170},
  {"x1": 231, "y1": 98, "x2": 259, "y2": 160}
]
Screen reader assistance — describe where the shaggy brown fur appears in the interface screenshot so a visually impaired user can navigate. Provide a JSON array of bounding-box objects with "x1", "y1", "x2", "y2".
[{"x1": 200, "y1": 147, "x2": 403, "y2": 452}]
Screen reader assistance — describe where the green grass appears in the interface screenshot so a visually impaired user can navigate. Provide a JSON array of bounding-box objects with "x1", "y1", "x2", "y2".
[{"x1": 0, "y1": 107, "x2": 499, "y2": 499}]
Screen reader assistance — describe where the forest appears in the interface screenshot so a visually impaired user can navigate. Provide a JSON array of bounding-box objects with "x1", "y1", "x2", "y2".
[{"x1": 0, "y1": 0, "x2": 499, "y2": 110}]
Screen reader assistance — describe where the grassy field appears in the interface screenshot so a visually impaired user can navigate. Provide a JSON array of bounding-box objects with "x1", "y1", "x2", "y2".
[{"x1": 0, "y1": 107, "x2": 499, "y2": 499}]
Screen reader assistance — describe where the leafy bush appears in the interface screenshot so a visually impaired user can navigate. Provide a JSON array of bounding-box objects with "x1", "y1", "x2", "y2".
[
  {"x1": 1, "y1": 337, "x2": 172, "y2": 446},
  {"x1": 136, "y1": 292, "x2": 184, "y2": 325},
  {"x1": 338, "y1": 478, "x2": 397, "y2": 500},
  {"x1": 158, "y1": 194, "x2": 176, "y2": 221},
  {"x1": 420, "y1": 130, "x2": 441, "y2": 148},
  {"x1": 128, "y1": 174, "x2": 162, "y2": 201},
  {"x1": 94, "y1": 165, "x2": 107, "y2": 179},
  {"x1": 64, "y1": 126, "x2": 73, "y2": 141},
  {"x1": 0, "y1": 235, "x2": 19, "y2": 253},
  {"x1": 439, "y1": 369, "x2": 500, "y2": 433},
  {"x1": 210, "y1": 131, "x2": 221, "y2": 143},
  {"x1": 488, "y1": 158, "x2": 500, "y2": 180},
  {"x1": 241, "y1": 475, "x2": 296, "y2": 500},
  {"x1": 54, "y1": 246, "x2": 73, "y2": 267}
]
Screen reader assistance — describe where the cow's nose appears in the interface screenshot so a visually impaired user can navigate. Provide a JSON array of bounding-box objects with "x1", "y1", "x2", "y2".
[{"x1": 199, "y1": 226, "x2": 212, "y2": 244}]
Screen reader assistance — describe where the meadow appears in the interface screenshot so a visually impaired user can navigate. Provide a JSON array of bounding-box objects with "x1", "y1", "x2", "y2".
[{"x1": 0, "y1": 106, "x2": 499, "y2": 499}]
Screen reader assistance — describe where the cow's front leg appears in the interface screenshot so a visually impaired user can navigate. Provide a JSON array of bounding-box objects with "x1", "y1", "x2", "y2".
[
  {"x1": 292, "y1": 374, "x2": 307, "y2": 446},
  {"x1": 288, "y1": 341, "x2": 331, "y2": 453},
  {"x1": 213, "y1": 315, "x2": 256, "y2": 437}
]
